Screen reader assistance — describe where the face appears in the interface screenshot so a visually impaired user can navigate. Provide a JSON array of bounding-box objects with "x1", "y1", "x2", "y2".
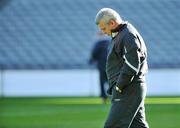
[
  {"x1": 98, "y1": 20, "x2": 116, "y2": 36},
  {"x1": 98, "y1": 20, "x2": 112, "y2": 36}
]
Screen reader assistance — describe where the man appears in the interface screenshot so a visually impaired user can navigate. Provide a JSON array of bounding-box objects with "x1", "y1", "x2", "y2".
[
  {"x1": 95, "y1": 8, "x2": 149, "y2": 128},
  {"x1": 89, "y1": 32, "x2": 110, "y2": 103}
]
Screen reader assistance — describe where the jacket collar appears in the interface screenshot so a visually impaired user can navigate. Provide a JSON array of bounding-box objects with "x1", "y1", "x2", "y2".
[{"x1": 111, "y1": 21, "x2": 127, "y2": 38}]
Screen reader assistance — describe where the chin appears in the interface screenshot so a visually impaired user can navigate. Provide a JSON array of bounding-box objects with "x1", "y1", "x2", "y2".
[{"x1": 107, "y1": 33, "x2": 111, "y2": 36}]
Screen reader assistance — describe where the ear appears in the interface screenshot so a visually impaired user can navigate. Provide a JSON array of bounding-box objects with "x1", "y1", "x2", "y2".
[{"x1": 109, "y1": 20, "x2": 116, "y2": 27}]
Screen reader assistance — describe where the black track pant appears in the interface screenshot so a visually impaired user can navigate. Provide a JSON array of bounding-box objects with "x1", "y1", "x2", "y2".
[
  {"x1": 104, "y1": 81, "x2": 149, "y2": 128},
  {"x1": 99, "y1": 70, "x2": 107, "y2": 99}
]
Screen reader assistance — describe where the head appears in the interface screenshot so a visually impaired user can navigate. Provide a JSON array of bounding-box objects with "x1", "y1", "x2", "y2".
[{"x1": 95, "y1": 8, "x2": 122, "y2": 36}]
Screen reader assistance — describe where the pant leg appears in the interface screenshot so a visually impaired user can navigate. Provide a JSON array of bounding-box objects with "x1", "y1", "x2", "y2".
[
  {"x1": 130, "y1": 103, "x2": 149, "y2": 128},
  {"x1": 104, "y1": 82, "x2": 147, "y2": 128},
  {"x1": 99, "y1": 70, "x2": 107, "y2": 99}
]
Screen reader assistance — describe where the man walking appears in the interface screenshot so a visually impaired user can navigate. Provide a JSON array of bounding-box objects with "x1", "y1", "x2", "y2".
[{"x1": 95, "y1": 8, "x2": 149, "y2": 128}]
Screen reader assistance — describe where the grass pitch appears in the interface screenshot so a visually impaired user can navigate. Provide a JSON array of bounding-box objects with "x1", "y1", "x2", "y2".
[{"x1": 0, "y1": 97, "x2": 180, "y2": 128}]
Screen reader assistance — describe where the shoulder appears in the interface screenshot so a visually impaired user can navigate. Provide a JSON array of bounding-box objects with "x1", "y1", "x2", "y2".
[
  {"x1": 113, "y1": 22, "x2": 139, "y2": 48},
  {"x1": 115, "y1": 22, "x2": 137, "y2": 43},
  {"x1": 124, "y1": 23, "x2": 138, "y2": 38}
]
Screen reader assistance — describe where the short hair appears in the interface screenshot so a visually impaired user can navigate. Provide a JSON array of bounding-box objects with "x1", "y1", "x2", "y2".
[{"x1": 95, "y1": 8, "x2": 122, "y2": 25}]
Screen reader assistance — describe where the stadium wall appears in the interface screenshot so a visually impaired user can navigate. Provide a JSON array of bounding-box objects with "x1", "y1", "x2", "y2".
[{"x1": 0, "y1": 69, "x2": 180, "y2": 97}]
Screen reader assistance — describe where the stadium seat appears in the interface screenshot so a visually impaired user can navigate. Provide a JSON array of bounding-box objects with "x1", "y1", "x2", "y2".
[{"x1": 0, "y1": 0, "x2": 179, "y2": 69}]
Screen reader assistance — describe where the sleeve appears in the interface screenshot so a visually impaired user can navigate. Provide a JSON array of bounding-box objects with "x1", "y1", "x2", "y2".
[
  {"x1": 116, "y1": 33, "x2": 141, "y2": 90},
  {"x1": 89, "y1": 41, "x2": 100, "y2": 64}
]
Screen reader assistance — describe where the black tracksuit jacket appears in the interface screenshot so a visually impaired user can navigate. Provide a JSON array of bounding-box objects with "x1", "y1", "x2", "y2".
[{"x1": 106, "y1": 21, "x2": 148, "y2": 94}]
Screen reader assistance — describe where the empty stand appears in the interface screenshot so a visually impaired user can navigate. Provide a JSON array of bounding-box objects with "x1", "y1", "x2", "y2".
[{"x1": 0, "y1": 0, "x2": 179, "y2": 69}]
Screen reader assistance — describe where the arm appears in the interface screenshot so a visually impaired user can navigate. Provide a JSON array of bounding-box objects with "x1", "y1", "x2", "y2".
[
  {"x1": 116, "y1": 33, "x2": 141, "y2": 92},
  {"x1": 89, "y1": 42, "x2": 100, "y2": 64}
]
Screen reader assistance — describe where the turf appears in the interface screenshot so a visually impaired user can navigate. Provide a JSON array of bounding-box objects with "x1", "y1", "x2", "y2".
[{"x1": 0, "y1": 97, "x2": 180, "y2": 128}]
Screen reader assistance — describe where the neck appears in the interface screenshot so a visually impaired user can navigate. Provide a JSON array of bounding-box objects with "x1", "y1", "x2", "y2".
[{"x1": 111, "y1": 21, "x2": 127, "y2": 38}]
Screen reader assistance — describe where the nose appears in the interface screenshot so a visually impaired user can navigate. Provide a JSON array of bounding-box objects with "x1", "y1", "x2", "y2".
[{"x1": 103, "y1": 32, "x2": 107, "y2": 34}]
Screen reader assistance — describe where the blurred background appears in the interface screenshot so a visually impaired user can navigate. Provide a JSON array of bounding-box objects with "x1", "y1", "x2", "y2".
[
  {"x1": 0, "y1": 0, "x2": 180, "y2": 97},
  {"x1": 0, "y1": 0, "x2": 180, "y2": 128}
]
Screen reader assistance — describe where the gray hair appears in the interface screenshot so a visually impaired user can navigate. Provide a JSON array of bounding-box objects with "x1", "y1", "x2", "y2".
[{"x1": 95, "y1": 8, "x2": 122, "y2": 25}]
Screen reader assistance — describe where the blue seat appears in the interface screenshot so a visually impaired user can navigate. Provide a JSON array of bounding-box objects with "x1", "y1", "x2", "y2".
[{"x1": 0, "y1": 0, "x2": 180, "y2": 69}]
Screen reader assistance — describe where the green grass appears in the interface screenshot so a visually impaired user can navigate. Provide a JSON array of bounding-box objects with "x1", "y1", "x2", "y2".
[{"x1": 0, "y1": 97, "x2": 180, "y2": 128}]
